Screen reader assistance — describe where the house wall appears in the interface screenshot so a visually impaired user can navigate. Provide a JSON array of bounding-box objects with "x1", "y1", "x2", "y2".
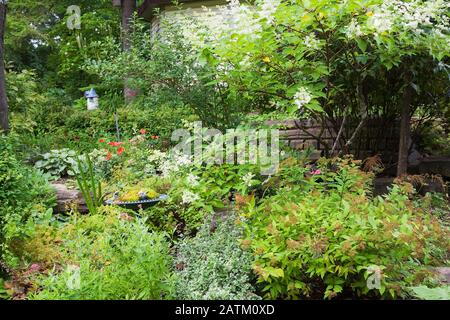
[{"x1": 150, "y1": 0, "x2": 230, "y2": 33}]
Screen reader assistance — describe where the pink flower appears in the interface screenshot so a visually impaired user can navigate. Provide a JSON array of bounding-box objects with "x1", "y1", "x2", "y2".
[
  {"x1": 311, "y1": 169, "x2": 321, "y2": 175},
  {"x1": 29, "y1": 263, "x2": 40, "y2": 272},
  {"x1": 139, "y1": 129, "x2": 147, "y2": 135}
]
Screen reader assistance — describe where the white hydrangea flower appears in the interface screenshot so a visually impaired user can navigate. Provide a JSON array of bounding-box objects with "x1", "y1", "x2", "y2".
[
  {"x1": 227, "y1": 0, "x2": 261, "y2": 37},
  {"x1": 175, "y1": 153, "x2": 193, "y2": 167},
  {"x1": 366, "y1": 0, "x2": 448, "y2": 36},
  {"x1": 294, "y1": 87, "x2": 312, "y2": 110},
  {"x1": 148, "y1": 149, "x2": 167, "y2": 163},
  {"x1": 182, "y1": 190, "x2": 200, "y2": 204}
]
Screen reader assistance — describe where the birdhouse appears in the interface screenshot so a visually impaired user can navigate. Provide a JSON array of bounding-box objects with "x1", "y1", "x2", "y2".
[
  {"x1": 85, "y1": 88, "x2": 99, "y2": 111},
  {"x1": 112, "y1": 0, "x2": 122, "y2": 7}
]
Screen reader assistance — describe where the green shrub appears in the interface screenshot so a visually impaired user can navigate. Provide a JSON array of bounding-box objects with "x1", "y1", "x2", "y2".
[
  {"x1": 11, "y1": 99, "x2": 192, "y2": 158},
  {"x1": 6, "y1": 69, "x2": 46, "y2": 113},
  {"x1": 29, "y1": 209, "x2": 175, "y2": 300},
  {"x1": 240, "y1": 158, "x2": 450, "y2": 299},
  {"x1": 175, "y1": 213, "x2": 260, "y2": 300},
  {"x1": 149, "y1": 163, "x2": 263, "y2": 234},
  {"x1": 0, "y1": 136, "x2": 55, "y2": 262}
]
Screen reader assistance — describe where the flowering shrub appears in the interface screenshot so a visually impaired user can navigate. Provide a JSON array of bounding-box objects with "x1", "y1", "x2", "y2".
[
  {"x1": 160, "y1": 163, "x2": 263, "y2": 233},
  {"x1": 239, "y1": 158, "x2": 450, "y2": 299},
  {"x1": 194, "y1": 0, "x2": 449, "y2": 149},
  {"x1": 85, "y1": 16, "x2": 245, "y2": 128}
]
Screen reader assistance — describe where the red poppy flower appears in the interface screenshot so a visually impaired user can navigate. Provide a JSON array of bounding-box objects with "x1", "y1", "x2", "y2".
[
  {"x1": 117, "y1": 147, "x2": 125, "y2": 155},
  {"x1": 140, "y1": 129, "x2": 147, "y2": 135},
  {"x1": 108, "y1": 141, "x2": 122, "y2": 147},
  {"x1": 99, "y1": 139, "x2": 105, "y2": 143},
  {"x1": 106, "y1": 152, "x2": 112, "y2": 161}
]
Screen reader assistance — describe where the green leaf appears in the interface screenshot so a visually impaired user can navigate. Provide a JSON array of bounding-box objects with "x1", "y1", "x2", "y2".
[{"x1": 356, "y1": 39, "x2": 368, "y2": 52}]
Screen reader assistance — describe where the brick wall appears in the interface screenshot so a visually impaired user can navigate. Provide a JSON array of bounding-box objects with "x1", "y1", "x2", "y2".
[{"x1": 267, "y1": 118, "x2": 400, "y2": 164}]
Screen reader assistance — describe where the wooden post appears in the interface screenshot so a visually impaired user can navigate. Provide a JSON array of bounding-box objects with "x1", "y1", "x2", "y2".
[{"x1": 0, "y1": 1, "x2": 8, "y2": 133}]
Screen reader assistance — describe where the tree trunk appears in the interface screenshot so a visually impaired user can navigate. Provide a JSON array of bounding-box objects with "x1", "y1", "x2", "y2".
[
  {"x1": 396, "y1": 70, "x2": 413, "y2": 177},
  {"x1": 121, "y1": 0, "x2": 136, "y2": 51},
  {"x1": 0, "y1": 2, "x2": 8, "y2": 133},
  {"x1": 121, "y1": 0, "x2": 137, "y2": 103}
]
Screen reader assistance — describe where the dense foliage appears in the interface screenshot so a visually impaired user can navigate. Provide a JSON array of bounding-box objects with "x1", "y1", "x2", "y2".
[
  {"x1": 0, "y1": 0, "x2": 448, "y2": 302},
  {"x1": 0, "y1": 136, "x2": 55, "y2": 264},
  {"x1": 24, "y1": 209, "x2": 175, "y2": 300},
  {"x1": 239, "y1": 157, "x2": 449, "y2": 299}
]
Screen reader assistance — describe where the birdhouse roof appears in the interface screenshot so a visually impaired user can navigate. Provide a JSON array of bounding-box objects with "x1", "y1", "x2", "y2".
[{"x1": 85, "y1": 88, "x2": 98, "y2": 98}]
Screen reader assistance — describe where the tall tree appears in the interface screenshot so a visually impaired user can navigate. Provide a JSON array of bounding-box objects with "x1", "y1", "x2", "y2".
[
  {"x1": 5, "y1": 0, "x2": 119, "y2": 98},
  {"x1": 0, "y1": 0, "x2": 8, "y2": 133},
  {"x1": 121, "y1": 0, "x2": 137, "y2": 102},
  {"x1": 121, "y1": 0, "x2": 136, "y2": 51},
  {"x1": 397, "y1": 68, "x2": 414, "y2": 177}
]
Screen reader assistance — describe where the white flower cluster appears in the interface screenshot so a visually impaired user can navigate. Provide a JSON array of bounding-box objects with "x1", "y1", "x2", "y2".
[
  {"x1": 304, "y1": 33, "x2": 321, "y2": 50},
  {"x1": 345, "y1": 18, "x2": 364, "y2": 38},
  {"x1": 147, "y1": 149, "x2": 167, "y2": 165},
  {"x1": 186, "y1": 173, "x2": 200, "y2": 186},
  {"x1": 242, "y1": 172, "x2": 255, "y2": 187},
  {"x1": 368, "y1": 11, "x2": 394, "y2": 34},
  {"x1": 293, "y1": 87, "x2": 312, "y2": 110},
  {"x1": 160, "y1": 151, "x2": 193, "y2": 177},
  {"x1": 182, "y1": 190, "x2": 200, "y2": 204},
  {"x1": 368, "y1": 0, "x2": 449, "y2": 35},
  {"x1": 226, "y1": 0, "x2": 262, "y2": 38},
  {"x1": 170, "y1": 0, "x2": 284, "y2": 50},
  {"x1": 258, "y1": 0, "x2": 281, "y2": 23}
]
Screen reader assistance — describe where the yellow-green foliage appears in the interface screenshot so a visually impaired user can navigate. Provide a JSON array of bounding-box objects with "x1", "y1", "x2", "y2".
[
  {"x1": 119, "y1": 187, "x2": 160, "y2": 202},
  {"x1": 9, "y1": 225, "x2": 63, "y2": 269},
  {"x1": 26, "y1": 206, "x2": 175, "y2": 300},
  {"x1": 146, "y1": 189, "x2": 159, "y2": 199},
  {"x1": 239, "y1": 159, "x2": 450, "y2": 300},
  {"x1": 119, "y1": 190, "x2": 141, "y2": 202}
]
